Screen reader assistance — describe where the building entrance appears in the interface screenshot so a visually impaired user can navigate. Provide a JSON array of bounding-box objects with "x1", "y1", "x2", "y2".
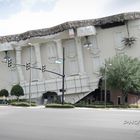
[{"x1": 42, "y1": 91, "x2": 58, "y2": 104}]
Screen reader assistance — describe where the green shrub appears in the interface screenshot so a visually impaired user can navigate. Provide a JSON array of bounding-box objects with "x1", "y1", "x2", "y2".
[
  {"x1": 9, "y1": 99, "x2": 28, "y2": 103},
  {"x1": 10, "y1": 101, "x2": 36, "y2": 107},
  {"x1": 76, "y1": 101, "x2": 114, "y2": 106},
  {"x1": 106, "y1": 105, "x2": 129, "y2": 108},
  {"x1": 45, "y1": 104, "x2": 74, "y2": 108},
  {"x1": 93, "y1": 101, "x2": 113, "y2": 105},
  {"x1": 128, "y1": 104, "x2": 139, "y2": 108},
  {"x1": 11, "y1": 102, "x2": 29, "y2": 107},
  {"x1": 75, "y1": 104, "x2": 130, "y2": 108},
  {"x1": 75, "y1": 104, "x2": 105, "y2": 108},
  {"x1": 11, "y1": 84, "x2": 24, "y2": 101},
  {"x1": 0, "y1": 89, "x2": 9, "y2": 97},
  {"x1": 30, "y1": 102, "x2": 36, "y2": 106}
]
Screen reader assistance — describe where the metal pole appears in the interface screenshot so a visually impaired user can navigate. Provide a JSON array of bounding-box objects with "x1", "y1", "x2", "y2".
[
  {"x1": 29, "y1": 45, "x2": 32, "y2": 106},
  {"x1": 62, "y1": 46, "x2": 65, "y2": 104},
  {"x1": 104, "y1": 63, "x2": 107, "y2": 108}
]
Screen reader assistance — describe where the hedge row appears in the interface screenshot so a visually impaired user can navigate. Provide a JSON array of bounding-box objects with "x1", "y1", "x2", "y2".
[
  {"x1": 10, "y1": 102, "x2": 140, "y2": 108},
  {"x1": 75, "y1": 104, "x2": 140, "y2": 108},
  {"x1": 45, "y1": 104, "x2": 74, "y2": 108},
  {"x1": 10, "y1": 102, "x2": 36, "y2": 107}
]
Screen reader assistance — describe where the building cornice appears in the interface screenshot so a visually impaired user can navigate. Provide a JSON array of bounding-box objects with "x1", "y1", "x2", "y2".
[{"x1": 0, "y1": 12, "x2": 140, "y2": 43}]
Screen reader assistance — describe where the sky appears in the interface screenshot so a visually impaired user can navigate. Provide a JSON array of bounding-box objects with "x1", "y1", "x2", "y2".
[{"x1": 0, "y1": 0, "x2": 140, "y2": 36}]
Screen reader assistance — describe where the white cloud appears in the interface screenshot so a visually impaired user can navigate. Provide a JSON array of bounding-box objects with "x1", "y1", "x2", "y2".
[
  {"x1": 53, "y1": 0, "x2": 110, "y2": 20},
  {"x1": 20, "y1": 0, "x2": 57, "y2": 11},
  {"x1": 0, "y1": 0, "x2": 139, "y2": 36}
]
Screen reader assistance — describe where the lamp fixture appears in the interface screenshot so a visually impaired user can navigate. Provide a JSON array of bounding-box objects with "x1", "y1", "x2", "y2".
[{"x1": 55, "y1": 58, "x2": 63, "y2": 64}]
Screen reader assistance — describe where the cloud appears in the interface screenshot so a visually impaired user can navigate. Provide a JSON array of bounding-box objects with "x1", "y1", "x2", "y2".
[
  {"x1": 104, "y1": 0, "x2": 140, "y2": 16},
  {"x1": 0, "y1": 0, "x2": 21, "y2": 19},
  {"x1": 20, "y1": 0, "x2": 58, "y2": 12},
  {"x1": 109, "y1": 0, "x2": 140, "y2": 7},
  {"x1": 53, "y1": 0, "x2": 110, "y2": 20},
  {"x1": 0, "y1": 0, "x2": 58, "y2": 19},
  {"x1": 0, "y1": 0, "x2": 140, "y2": 36}
]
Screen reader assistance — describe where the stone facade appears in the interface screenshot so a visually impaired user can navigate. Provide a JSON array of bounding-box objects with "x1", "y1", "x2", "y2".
[{"x1": 0, "y1": 12, "x2": 140, "y2": 104}]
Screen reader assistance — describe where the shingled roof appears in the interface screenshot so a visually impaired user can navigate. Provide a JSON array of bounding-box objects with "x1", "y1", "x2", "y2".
[{"x1": 0, "y1": 12, "x2": 140, "y2": 43}]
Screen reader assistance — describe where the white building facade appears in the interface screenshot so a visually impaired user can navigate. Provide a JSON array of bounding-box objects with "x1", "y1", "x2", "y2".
[{"x1": 0, "y1": 12, "x2": 140, "y2": 104}]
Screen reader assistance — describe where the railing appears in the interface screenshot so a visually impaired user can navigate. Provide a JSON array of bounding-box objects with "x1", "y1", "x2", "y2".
[{"x1": 21, "y1": 73, "x2": 99, "y2": 103}]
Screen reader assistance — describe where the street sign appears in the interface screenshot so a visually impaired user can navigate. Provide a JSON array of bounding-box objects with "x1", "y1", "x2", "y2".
[{"x1": 59, "y1": 89, "x2": 66, "y2": 92}]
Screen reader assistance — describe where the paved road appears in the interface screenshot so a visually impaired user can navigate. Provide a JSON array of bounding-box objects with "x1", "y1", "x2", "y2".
[{"x1": 0, "y1": 106, "x2": 140, "y2": 140}]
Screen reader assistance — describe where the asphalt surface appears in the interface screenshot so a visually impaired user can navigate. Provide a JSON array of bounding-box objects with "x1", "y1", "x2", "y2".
[{"x1": 0, "y1": 106, "x2": 140, "y2": 140}]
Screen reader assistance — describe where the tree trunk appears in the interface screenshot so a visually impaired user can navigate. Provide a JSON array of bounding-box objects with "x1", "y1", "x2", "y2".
[
  {"x1": 17, "y1": 97, "x2": 19, "y2": 102},
  {"x1": 121, "y1": 90, "x2": 124, "y2": 105},
  {"x1": 137, "y1": 93, "x2": 140, "y2": 107},
  {"x1": 122, "y1": 90, "x2": 126, "y2": 105}
]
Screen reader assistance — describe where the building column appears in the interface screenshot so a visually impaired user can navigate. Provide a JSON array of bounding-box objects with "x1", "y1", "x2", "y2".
[
  {"x1": 55, "y1": 39, "x2": 63, "y2": 74},
  {"x1": 75, "y1": 37, "x2": 85, "y2": 74},
  {"x1": 15, "y1": 46, "x2": 24, "y2": 83},
  {"x1": 34, "y1": 44, "x2": 43, "y2": 81}
]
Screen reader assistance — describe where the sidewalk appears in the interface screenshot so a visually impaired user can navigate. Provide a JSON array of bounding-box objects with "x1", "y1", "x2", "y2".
[
  {"x1": 1, "y1": 105, "x2": 140, "y2": 112},
  {"x1": 28, "y1": 105, "x2": 45, "y2": 109},
  {"x1": 75, "y1": 107, "x2": 140, "y2": 112},
  {"x1": 0, "y1": 105, "x2": 45, "y2": 109}
]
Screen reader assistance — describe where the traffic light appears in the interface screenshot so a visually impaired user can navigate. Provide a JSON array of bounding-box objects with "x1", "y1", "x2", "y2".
[
  {"x1": 26, "y1": 62, "x2": 30, "y2": 70},
  {"x1": 8, "y1": 59, "x2": 12, "y2": 67},
  {"x1": 42, "y1": 65, "x2": 46, "y2": 72}
]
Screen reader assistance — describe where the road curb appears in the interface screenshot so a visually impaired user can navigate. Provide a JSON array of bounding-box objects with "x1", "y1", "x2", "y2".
[{"x1": 75, "y1": 107, "x2": 140, "y2": 112}]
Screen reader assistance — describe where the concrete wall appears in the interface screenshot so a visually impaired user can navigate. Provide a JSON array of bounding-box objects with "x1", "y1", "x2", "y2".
[
  {"x1": 128, "y1": 94, "x2": 140, "y2": 105},
  {"x1": 0, "y1": 19, "x2": 140, "y2": 103},
  {"x1": 110, "y1": 90, "x2": 140, "y2": 105}
]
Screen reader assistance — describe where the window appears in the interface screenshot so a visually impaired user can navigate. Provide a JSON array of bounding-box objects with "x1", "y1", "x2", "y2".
[
  {"x1": 47, "y1": 42, "x2": 58, "y2": 64},
  {"x1": 125, "y1": 96, "x2": 128, "y2": 103},
  {"x1": 63, "y1": 39, "x2": 79, "y2": 76},
  {"x1": 117, "y1": 96, "x2": 121, "y2": 105},
  {"x1": 101, "y1": 21, "x2": 125, "y2": 29},
  {"x1": 114, "y1": 31, "x2": 125, "y2": 48}
]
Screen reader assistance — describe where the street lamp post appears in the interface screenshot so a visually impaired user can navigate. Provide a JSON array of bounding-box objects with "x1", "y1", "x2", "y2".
[
  {"x1": 104, "y1": 63, "x2": 112, "y2": 108},
  {"x1": 61, "y1": 46, "x2": 65, "y2": 104},
  {"x1": 28, "y1": 43, "x2": 32, "y2": 106},
  {"x1": 104, "y1": 63, "x2": 107, "y2": 108},
  {"x1": 55, "y1": 46, "x2": 65, "y2": 104}
]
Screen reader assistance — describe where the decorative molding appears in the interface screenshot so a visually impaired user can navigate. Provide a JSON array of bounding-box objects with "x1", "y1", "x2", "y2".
[
  {"x1": 66, "y1": 53, "x2": 77, "y2": 59},
  {"x1": 65, "y1": 40, "x2": 77, "y2": 59},
  {"x1": 77, "y1": 26, "x2": 96, "y2": 37},
  {"x1": 75, "y1": 37, "x2": 85, "y2": 74},
  {"x1": 47, "y1": 42, "x2": 58, "y2": 64},
  {"x1": 115, "y1": 48, "x2": 125, "y2": 55},
  {"x1": 0, "y1": 43, "x2": 13, "y2": 51},
  {"x1": 15, "y1": 46, "x2": 22, "y2": 51},
  {"x1": 90, "y1": 48, "x2": 101, "y2": 57},
  {"x1": 48, "y1": 56, "x2": 57, "y2": 64},
  {"x1": 15, "y1": 46, "x2": 24, "y2": 83},
  {"x1": 92, "y1": 56, "x2": 101, "y2": 72},
  {"x1": 115, "y1": 46, "x2": 125, "y2": 55},
  {"x1": 69, "y1": 29, "x2": 75, "y2": 38},
  {"x1": 115, "y1": 46, "x2": 125, "y2": 51}
]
